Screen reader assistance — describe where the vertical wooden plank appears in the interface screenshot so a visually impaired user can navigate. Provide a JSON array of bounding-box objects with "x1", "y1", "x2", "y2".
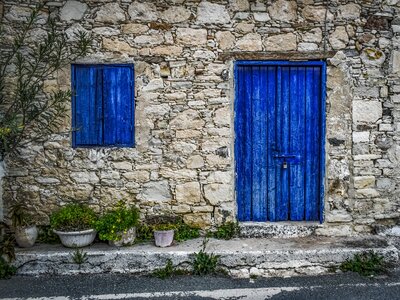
[
  {"x1": 320, "y1": 62, "x2": 327, "y2": 223},
  {"x1": 309, "y1": 67, "x2": 321, "y2": 220},
  {"x1": 277, "y1": 66, "x2": 290, "y2": 221},
  {"x1": 289, "y1": 67, "x2": 304, "y2": 220},
  {"x1": 243, "y1": 66, "x2": 253, "y2": 221},
  {"x1": 267, "y1": 66, "x2": 277, "y2": 221},
  {"x1": 73, "y1": 65, "x2": 102, "y2": 146},
  {"x1": 103, "y1": 66, "x2": 134, "y2": 146},
  {"x1": 305, "y1": 67, "x2": 320, "y2": 221},
  {"x1": 251, "y1": 66, "x2": 268, "y2": 221},
  {"x1": 235, "y1": 65, "x2": 246, "y2": 221}
]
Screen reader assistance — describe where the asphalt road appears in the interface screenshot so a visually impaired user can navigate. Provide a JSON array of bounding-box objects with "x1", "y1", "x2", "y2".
[{"x1": 1, "y1": 270, "x2": 400, "y2": 300}]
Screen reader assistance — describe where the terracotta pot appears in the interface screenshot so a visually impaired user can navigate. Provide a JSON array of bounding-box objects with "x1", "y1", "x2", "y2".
[
  {"x1": 53, "y1": 229, "x2": 96, "y2": 248},
  {"x1": 154, "y1": 230, "x2": 174, "y2": 247},
  {"x1": 15, "y1": 226, "x2": 38, "y2": 248},
  {"x1": 108, "y1": 227, "x2": 136, "y2": 247}
]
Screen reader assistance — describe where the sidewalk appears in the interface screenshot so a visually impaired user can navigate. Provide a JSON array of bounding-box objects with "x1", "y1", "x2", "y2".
[{"x1": 14, "y1": 236, "x2": 400, "y2": 278}]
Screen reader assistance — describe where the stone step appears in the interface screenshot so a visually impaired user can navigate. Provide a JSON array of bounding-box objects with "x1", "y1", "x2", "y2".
[
  {"x1": 13, "y1": 236, "x2": 399, "y2": 278},
  {"x1": 239, "y1": 222, "x2": 321, "y2": 238}
]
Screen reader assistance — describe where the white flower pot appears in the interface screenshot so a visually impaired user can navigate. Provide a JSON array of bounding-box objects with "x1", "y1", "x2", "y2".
[
  {"x1": 53, "y1": 229, "x2": 96, "y2": 248},
  {"x1": 15, "y1": 226, "x2": 38, "y2": 248},
  {"x1": 154, "y1": 230, "x2": 174, "y2": 247},
  {"x1": 108, "y1": 227, "x2": 136, "y2": 247}
]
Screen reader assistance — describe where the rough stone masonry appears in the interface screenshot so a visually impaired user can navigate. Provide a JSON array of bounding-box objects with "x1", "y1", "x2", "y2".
[{"x1": 1, "y1": 0, "x2": 400, "y2": 236}]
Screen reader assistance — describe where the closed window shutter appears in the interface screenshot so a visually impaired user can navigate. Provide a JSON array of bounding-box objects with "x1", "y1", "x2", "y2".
[
  {"x1": 103, "y1": 66, "x2": 134, "y2": 146},
  {"x1": 73, "y1": 65, "x2": 103, "y2": 146}
]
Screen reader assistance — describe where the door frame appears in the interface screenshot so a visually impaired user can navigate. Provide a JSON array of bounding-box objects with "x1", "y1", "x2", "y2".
[{"x1": 233, "y1": 60, "x2": 327, "y2": 223}]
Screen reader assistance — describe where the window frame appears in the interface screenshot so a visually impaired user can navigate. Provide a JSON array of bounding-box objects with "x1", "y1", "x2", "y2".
[{"x1": 71, "y1": 63, "x2": 135, "y2": 148}]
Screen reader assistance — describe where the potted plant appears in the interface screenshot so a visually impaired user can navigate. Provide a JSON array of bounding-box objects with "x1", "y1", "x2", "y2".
[
  {"x1": 50, "y1": 204, "x2": 97, "y2": 248},
  {"x1": 95, "y1": 201, "x2": 139, "y2": 247},
  {"x1": 9, "y1": 201, "x2": 38, "y2": 248},
  {"x1": 153, "y1": 223, "x2": 176, "y2": 248}
]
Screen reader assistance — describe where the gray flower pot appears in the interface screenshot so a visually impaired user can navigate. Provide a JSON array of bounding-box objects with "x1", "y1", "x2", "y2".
[
  {"x1": 108, "y1": 227, "x2": 136, "y2": 247},
  {"x1": 53, "y1": 229, "x2": 96, "y2": 248},
  {"x1": 15, "y1": 225, "x2": 38, "y2": 248},
  {"x1": 154, "y1": 230, "x2": 174, "y2": 247}
]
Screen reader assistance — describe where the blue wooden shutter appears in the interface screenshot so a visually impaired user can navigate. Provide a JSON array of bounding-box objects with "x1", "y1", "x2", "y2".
[
  {"x1": 72, "y1": 65, "x2": 103, "y2": 146},
  {"x1": 103, "y1": 65, "x2": 134, "y2": 146}
]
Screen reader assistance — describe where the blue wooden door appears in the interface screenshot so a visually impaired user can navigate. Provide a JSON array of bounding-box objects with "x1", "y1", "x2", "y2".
[{"x1": 235, "y1": 61, "x2": 326, "y2": 223}]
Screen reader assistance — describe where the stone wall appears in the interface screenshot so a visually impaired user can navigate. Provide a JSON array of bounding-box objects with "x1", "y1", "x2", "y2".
[{"x1": 1, "y1": 0, "x2": 399, "y2": 234}]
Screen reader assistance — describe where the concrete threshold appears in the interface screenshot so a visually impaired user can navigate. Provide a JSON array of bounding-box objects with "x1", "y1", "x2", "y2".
[{"x1": 14, "y1": 236, "x2": 400, "y2": 278}]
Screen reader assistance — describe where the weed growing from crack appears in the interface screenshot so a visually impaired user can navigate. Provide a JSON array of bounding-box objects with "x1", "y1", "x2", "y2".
[
  {"x1": 71, "y1": 248, "x2": 88, "y2": 265},
  {"x1": 340, "y1": 251, "x2": 388, "y2": 276},
  {"x1": 193, "y1": 237, "x2": 220, "y2": 275},
  {"x1": 153, "y1": 259, "x2": 188, "y2": 279},
  {"x1": 208, "y1": 222, "x2": 239, "y2": 240}
]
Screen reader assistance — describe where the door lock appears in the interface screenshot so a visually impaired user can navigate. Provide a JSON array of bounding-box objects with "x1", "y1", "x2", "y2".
[{"x1": 283, "y1": 161, "x2": 288, "y2": 169}]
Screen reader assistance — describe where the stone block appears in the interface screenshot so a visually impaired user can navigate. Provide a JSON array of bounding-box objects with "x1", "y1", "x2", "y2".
[
  {"x1": 354, "y1": 176, "x2": 375, "y2": 189},
  {"x1": 196, "y1": 1, "x2": 230, "y2": 24},
  {"x1": 176, "y1": 182, "x2": 201, "y2": 204},
  {"x1": 176, "y1": 28, "x2": 207, "y2": 46},
  {"x1": 352, "y1": 132, "x2": 369, "y2": 143},
  {"x1": 264, "y1": 33, "x2": 297, "y2": 51},
  {"x1": 329, "y1": 26, "x2": 349, "y2": 50},
  {"x1": 60, "y1": 0, "x2": 87, "y2": 22},
  {"x1": 70, "y1": 172, "x2": 99, "y2": 184},
  {"x1": 161, "y1": 7, "x2": 191, "y2": 23},
  {"x1": 235, "y1": 33, "x2": 262, "y2": 51},
  {"x1": 204, "y1": 183, "x2": 231, "y2": 205},
  {"x1": 140, "y1": 181, "x2": 171, "y2": 202},
  {"x1": 186, "y1": 155, "x2": 205, "y2": 169},
  {"x1": 268, "y1": 0, "x2": 297, "y2": 22},
  {"x1": 216, "y1": 31, "x2": 236, "y2": 50},
  {"x1": 95, "y1": 3, "x2": 125, "y2": 23},
  {"x1": 353, "y1": 101, "x2": 382, "y2": 124},
  {"x1": 128, "y1": 1, "x2": 158, "y2": 21},
  {"x1": 337, "y1": 4, "x2": 361, "y2": 20}
]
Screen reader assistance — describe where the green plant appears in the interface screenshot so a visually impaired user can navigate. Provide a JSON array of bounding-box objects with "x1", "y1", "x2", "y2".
[
  {"x1": 0, "y1": 234, "x2": 16, "y2": 262},
  {"x1": 152, "y1": 259, "x2": 188, "y2": 279},
  {"x1": 0, "y1": 256, "x2": 16, "y2": 279},
  {"x1": 37, "y1": 225, "x2": 59, "y2": 244},
  {"x1": 8, "y1": 201, "x2": 33, "y2": 227},
  {"x1": 175, "y1": 223, "x2": 200, "y2": 242},
  {"x1": 95, "y1": 201, "x2": 139, "y2": 241},
  {"x1": 340, "y1": 251, "x2": 387, "y2": 276},
  {"x1": 192, "y1": 237, "x2": 220, "y2": 275},
  {"x1": 136, "y1": 224, "x2": 153, "y2": 242},
  {"x1": 210, "y1": 221, "x2": 239, "y2": 240},
  {"x1": 152, "y1": 223, "x2": 177, "y2": 231},
  {"x1": 0, "y1": 231, "x2": 16, "y2": 280},
  {"x1": 153, "y1": 259, "x2": 175, "y2": 279},
  {"x1": 0, "y1": 3, "x2": 91, "y2": 160},
  {"x1": 71, "y1": 248, "x2": 88, "y2": 265},
  {"x1": 50, "y1": 204, "x2": 97, "y2": 231}
]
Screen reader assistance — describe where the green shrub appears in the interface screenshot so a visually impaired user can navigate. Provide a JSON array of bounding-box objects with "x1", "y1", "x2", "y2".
[
  {"x1": 152, "y1": 223, "x2": 177, "y2": 231},
  {"x1": 192, "y1": 238, "x2": 220, "y2": 275},
  {"x1": 175, "y1": 223, "x2": 200, "y2": 242},
  {"x1": 95, "y1": 202, "x2": 139, "y2": 241},
  {"x1": 37, "y1": 226, "x2": 60, "y2": 244},
  {"x1": 210, "y1": 221, "x2": 239, "y2": 240},
  {"x1": 0, "y1": 257, "x2": 16, "y2": 279},
  {"x1": 153, "y1": 259, "x2": 174, "y2": 279},
  {"x1": 340, "y1": 251, "x2": 387, "y2": 276},
  {"x1": 136, "y1": 224, "x2": 153, "y2": 242},
  {"x1": 50, "y1": 204, "x2": 97, "y2": 231}
]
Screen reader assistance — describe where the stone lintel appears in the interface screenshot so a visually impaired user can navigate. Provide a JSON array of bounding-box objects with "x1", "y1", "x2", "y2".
[{"x1": 219, "y1": 51, "x2": 336, "y2": 61}]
